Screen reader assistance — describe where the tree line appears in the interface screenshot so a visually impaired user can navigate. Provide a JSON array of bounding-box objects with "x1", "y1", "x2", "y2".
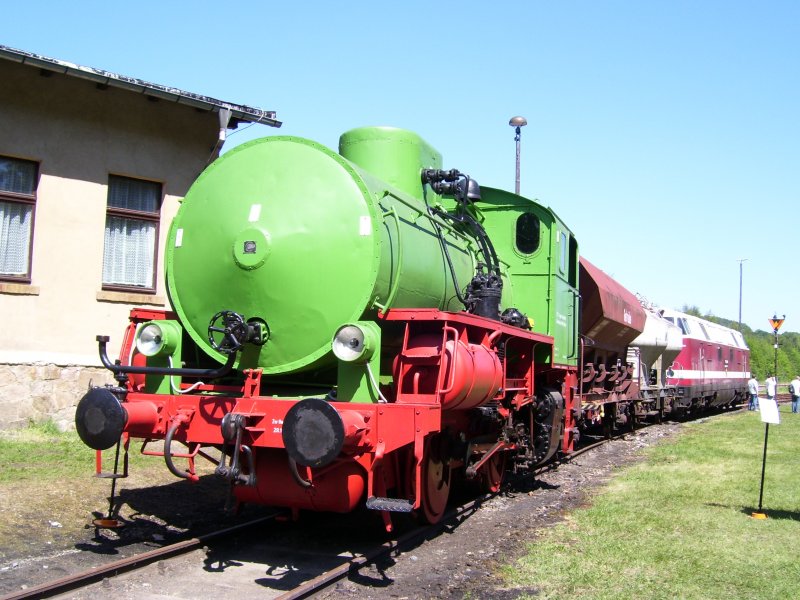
[{"x1": 682, "y1": 306, "x2": 800, "y2": 384}]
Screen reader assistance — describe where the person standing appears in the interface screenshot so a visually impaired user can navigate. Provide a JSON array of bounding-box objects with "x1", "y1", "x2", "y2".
[
  {"x1": 766, "y1": 375, "x2": 777, "y2": 402},
  {"x1": 790, "y1": 376, "x2": 800, "y2": 414},
  {"x1": 748, "y1": 375, "x2": 759, "y2": 411}
]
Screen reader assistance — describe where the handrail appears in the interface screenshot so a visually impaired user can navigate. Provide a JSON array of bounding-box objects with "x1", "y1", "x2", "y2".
[
  {"x1": 164, "y1": 416, "x2": 199, "y2": 482},
  {"x1": 439, "y1": 325, "x2": 460, "y2": 396},
  {"x1": 376, "y1": 206, "x2": 403, "y2": 311},
  {"x1": 567, "y1": 288, "x2": 581, "y2": 360},
  {"x1": 97, "y1": 335, "x2": 236, "y2": 379}
]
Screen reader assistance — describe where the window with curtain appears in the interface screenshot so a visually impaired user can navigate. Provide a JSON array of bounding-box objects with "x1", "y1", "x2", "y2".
[
  {"x1": 0, "y1": 156, "x2": 38, "y2": 281},
  {"x1": 102, "y1": 175, "x2": 162, "y2": 290}
]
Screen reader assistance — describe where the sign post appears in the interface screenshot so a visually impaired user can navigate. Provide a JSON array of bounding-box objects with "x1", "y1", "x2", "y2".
[
  {"x1": 753, "y1": 314, "x2": 784, "y2": 519},
  {"x1": 754, "y1": 398, "x2": 780, "y2": 518}
]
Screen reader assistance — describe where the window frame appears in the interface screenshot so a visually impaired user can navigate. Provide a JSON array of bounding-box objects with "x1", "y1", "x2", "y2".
[
  {"x1": 101, "y1": 174, "x2": 163, "y2": 293},
  {"x1": 0, "y1": 155, "x2": 39, "y2": 284}
]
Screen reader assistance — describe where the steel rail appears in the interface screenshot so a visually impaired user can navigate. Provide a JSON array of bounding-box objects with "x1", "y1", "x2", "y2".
[{"x1": 0, "y1": 513, "x2": 280, "y2": 600}]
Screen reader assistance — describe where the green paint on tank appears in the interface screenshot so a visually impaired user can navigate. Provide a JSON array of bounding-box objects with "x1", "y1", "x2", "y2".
[{"x1": 166, "y1": 132, "x2": 476, "y2": 375}]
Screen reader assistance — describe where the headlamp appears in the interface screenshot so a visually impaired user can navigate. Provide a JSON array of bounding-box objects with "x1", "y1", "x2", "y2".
[
  {"x1": 331, "y1": 322, "x2": 379, "y2": 363},
  {"x1": 135, "y1": 321, "x2": 181, "y2": 357}
]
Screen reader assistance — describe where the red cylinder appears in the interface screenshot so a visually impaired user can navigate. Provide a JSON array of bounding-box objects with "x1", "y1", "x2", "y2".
[
  {"x1": 441, "y1": 340, "x2": 503, "y2": 410},
  {"x1": 236, "y1": 448, "x2": 366, "y2": 513},
  {"x1": 124, "y1": 401, "x2": 160, "y2": 433}
]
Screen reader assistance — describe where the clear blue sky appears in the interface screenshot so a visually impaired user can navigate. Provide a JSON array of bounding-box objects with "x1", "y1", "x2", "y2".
[{"x1": 3, "y1": 1, "x2": 797, "y2": 332}]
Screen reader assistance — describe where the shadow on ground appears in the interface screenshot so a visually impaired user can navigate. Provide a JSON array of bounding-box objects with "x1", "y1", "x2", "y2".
[{"x1": 74, "y1": 473, "x2": 265, "y2": 555}]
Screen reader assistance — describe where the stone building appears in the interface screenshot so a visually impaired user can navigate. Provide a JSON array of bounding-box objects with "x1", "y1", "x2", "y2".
[{"x1": 0, "y1": 45, "x2": 280, "y2": 430}]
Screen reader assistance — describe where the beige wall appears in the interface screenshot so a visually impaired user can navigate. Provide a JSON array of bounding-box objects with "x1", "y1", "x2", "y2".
[{"x1": 0, "y1": 60, "x2": 222, "y2": 429}]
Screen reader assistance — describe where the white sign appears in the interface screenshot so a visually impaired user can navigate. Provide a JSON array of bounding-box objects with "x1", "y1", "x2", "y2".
[{"x1": 759, "y1": 398, "x2": 781, "y2": 425}]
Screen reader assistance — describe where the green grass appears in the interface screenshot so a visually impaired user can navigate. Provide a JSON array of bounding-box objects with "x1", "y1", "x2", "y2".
[
  {"x1": 0, "y1": 421, "x2": 97, "y2": 482},
  {"x1": 504, "y1": 408, "x2": 800, "y2": 599},
  {"x1": 0, "y1": 421, "x2": 218, "y2": 486},
  {"x1": 0, "y1": 420, "x2": 130, "y2": 483}
]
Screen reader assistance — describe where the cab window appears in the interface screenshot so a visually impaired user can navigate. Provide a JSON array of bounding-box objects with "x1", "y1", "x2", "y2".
[
  {"x1": 678, "y1": 318, "x2": 690, "y2": 335},
  {"x1": 515, "y1": 213, "x2": 539, "y2": 254}
]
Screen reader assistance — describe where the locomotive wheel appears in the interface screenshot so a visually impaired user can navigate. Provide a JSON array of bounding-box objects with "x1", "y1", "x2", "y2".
[
  {"x1": 481, "y1": 451, "x2": 507, "y2": 493},
  {"x1": 419, "y1": 435, "x2": 451, "y2": 524}
]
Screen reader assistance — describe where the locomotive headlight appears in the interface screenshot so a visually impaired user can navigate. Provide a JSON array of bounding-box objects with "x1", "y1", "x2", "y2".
[
  {"x1": 135, "y1": 321, "x2": 182, "y2": 357},
  {"x1": 332, "y1": 322, "x2": 379, "y2": 363}
]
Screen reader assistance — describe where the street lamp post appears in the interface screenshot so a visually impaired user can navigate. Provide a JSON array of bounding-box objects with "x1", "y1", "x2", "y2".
[
  {"x1": 509, "y1": 116, "x2": 527, "y2": 195},
  {"x1": 737, "y1": 259, "x2": 747, "y2": 330}
]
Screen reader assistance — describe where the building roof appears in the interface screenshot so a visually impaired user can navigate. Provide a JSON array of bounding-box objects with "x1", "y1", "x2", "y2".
[{"x1": 0, "y1": 45, "x2": 281, "y2": 129}]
